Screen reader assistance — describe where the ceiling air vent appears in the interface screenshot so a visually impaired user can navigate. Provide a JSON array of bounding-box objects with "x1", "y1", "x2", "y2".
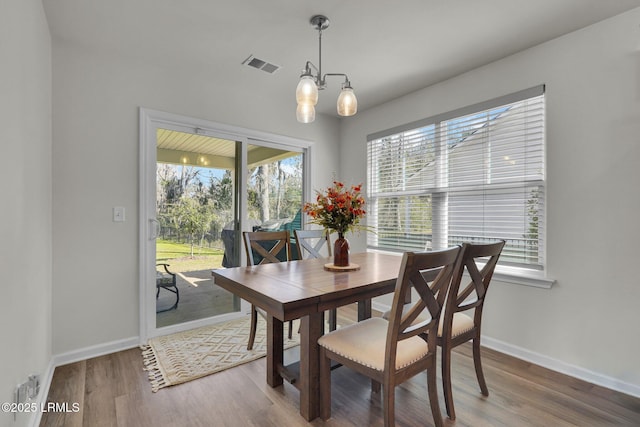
[{"x1": 242, "y1": 55, "x2": 280, "y2": 74}]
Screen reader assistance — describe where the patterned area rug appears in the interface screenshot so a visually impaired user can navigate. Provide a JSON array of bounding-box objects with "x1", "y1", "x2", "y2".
[{"x1": 141, "y1": 316, "x2": 300, "y2": 392}]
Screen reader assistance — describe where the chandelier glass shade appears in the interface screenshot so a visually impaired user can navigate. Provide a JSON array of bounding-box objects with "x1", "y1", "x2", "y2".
[
  {"x1": 336, "y1": 85, "x2": 357, "y2": 117},
  {"x1": 296, "y1": 102, "x2": 316, "y2": 123},
  {"x1": 296, "y1": 74, "x2": 319, "y2": 105},
  {"x1": 295, "y1": 15, "x2": 357, "y2": 123}
]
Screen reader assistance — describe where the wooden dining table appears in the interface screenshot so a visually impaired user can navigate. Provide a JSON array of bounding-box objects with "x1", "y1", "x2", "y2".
[{"x1": 211, "y1": 251, "x2": 403, "y2": 421}]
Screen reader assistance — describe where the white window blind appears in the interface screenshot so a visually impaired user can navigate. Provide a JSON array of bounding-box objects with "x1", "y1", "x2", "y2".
[{"x1": 367, "y1": 86, "x2": 545, "y2": 268}]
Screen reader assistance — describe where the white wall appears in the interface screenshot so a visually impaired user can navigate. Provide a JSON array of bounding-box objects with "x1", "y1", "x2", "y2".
[
  {"x1": 51, "y1": 42, "x2": 341, "y2": 355},
  {"x1": 340, "y1": 8, "x2": 640, "y2": 395},
  {"x1": 0, "y1": 0, "x2": 52, "y2": 426}
]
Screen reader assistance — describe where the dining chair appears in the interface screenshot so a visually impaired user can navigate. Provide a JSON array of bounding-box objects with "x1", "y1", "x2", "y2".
[
  {"x1": 438, "y1": 240, "x2": 505, "y2": 420},
  {"x1": 318, "y1": 247, "x2": 462, "y2": 427},
  {"x1": 293, "y1": 229, "x2": 338, "y2": 331},
  {"x1": 242, "y1": 230, "x2": 294, "y2": 350},
  {"x1": 379, "y1": 240, "x2": 506, "y2": 420}
]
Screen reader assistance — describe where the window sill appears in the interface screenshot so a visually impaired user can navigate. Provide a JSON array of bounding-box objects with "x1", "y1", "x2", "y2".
[
  {"x1": 368, "y1": 248, "x2": 555, "y2": 289},
  {"x1": 492, "y1": 265, "x2": 555, "y2": 289}
]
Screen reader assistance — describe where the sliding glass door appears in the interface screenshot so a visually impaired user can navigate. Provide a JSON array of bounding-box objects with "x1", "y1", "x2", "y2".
[
  {"x1": 155, "y1": 128, "x2": 242, "y2": 328},
  {"x1": 140, "y1": 109, "x2": 310, "y2": 340}
]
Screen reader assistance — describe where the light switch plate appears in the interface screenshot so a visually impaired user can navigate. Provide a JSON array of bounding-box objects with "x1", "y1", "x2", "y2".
[{"x1": 113, "y1": 206, "x2": 125, "y2": 222}]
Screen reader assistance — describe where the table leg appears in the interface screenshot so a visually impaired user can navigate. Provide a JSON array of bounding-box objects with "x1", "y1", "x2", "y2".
[
  {"x1": 266, "y1": 315, "x2": 284, "y2": 387},
  {"x1": 357, "y1": 298, "x2": 372, "y2": 321},
  {"x1": 299, "y1": 312, "x2": 323, "y2": 421}
]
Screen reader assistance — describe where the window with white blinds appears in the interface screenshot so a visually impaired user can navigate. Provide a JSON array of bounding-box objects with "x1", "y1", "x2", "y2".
[{"x1": 367, "y1": 86, "x2": 545, "y2": 269}]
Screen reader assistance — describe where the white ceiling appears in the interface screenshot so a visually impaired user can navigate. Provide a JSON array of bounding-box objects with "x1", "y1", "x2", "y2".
[{"x1": 43, "y1": 0, "x2": 640, "y2": 117}]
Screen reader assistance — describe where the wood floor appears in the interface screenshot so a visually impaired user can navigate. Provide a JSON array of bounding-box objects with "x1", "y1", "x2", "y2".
[{"x1": 41, "y1": 306, "x2": 640, "y2": 427}]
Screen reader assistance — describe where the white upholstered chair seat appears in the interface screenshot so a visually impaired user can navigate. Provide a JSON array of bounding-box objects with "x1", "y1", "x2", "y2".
[
  {"x1": 317, "y1": 317, "x2": 429, "y2": 371},
  {"x1": 382, "y1": 307, "x2": 475, "y2": 338},
  {"x1": 440, "y1": 312, "x2": 474, "y2": 338}
]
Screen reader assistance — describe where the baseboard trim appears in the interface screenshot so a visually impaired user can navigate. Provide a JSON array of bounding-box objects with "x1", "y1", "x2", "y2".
[
  {"x1": 480, "y1": 336, "x2": 640, "y2": 399},
  {"x1": 52, "y1": 336, "x2": 140, "y2": 367},
  {"x1": 372, "y1": 300, "x2": 389, "y2": 315}
]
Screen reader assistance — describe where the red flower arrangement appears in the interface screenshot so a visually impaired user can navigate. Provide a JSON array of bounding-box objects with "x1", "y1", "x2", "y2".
[{"x1": 303, "y1": 181, "x2": 366, "y2": 237}]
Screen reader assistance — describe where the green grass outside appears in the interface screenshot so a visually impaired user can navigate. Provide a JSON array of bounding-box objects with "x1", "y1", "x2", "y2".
[{"x1": 156, "y1": 239, "x2": 224, "y2": 272}]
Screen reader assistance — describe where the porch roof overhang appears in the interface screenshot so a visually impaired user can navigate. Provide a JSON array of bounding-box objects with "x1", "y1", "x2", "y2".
[{"x1": 156, "y1": 129, "x2": 298, "y2": 168}]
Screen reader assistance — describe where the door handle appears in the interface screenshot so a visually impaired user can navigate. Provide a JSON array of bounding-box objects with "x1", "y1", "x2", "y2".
[{"x1": 149, "y1": 218, "x2": 160, "y2": 240}]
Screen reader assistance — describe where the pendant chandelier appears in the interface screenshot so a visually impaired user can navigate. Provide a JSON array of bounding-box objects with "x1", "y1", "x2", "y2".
[{"x1": 295, "y1": 15, "x2": 357, "y2": 123}]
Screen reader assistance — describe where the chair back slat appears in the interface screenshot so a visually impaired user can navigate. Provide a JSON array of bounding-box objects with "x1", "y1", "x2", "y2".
[
  {"x1": 446, "y1": 240, "x2": 506, "y2": 326},
  {"x1": 243, "y1": 231, "x2": 292, "y2": 266},
  {"x1": 294, "y1": 229, "x2": 331, "y2": 260}
]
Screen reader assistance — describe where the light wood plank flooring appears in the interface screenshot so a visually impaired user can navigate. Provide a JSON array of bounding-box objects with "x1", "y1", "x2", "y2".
[{"x1": 41, "y1": 306, "x2": 640, "y2": 427}]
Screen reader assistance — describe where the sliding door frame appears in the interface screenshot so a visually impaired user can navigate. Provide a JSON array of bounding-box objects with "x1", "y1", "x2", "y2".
[{"x1": 139, "y1": 108, "x2": 312, "y2": 342}]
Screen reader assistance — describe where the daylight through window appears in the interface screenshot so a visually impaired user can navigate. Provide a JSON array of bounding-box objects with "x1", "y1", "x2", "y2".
[{"x1": 367, "y1": 86, "x2": 545, "y2": 268}]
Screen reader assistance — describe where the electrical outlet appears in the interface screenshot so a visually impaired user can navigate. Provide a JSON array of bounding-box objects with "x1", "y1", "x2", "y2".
[
  {"x1": 15, "y1": 382, "x2": 28, "y2": 404},
  {"x1": 27, "y1": 374, "x2": 40, "y2": 399}
]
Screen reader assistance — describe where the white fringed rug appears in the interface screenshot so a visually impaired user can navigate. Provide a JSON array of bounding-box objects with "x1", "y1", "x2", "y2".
[{"x1": 141, "y1": 316, "x2": 299, "y2": 392}]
